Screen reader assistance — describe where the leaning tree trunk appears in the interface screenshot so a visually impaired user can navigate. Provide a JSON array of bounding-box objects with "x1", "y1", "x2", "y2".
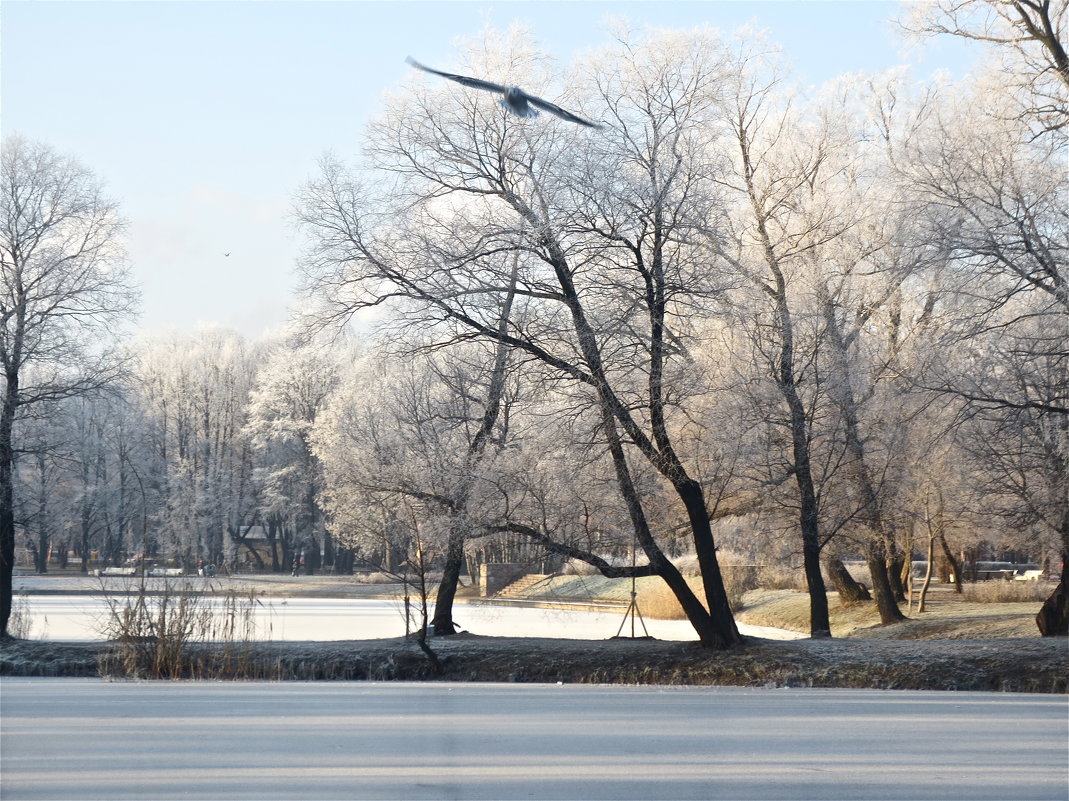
[
  {"x1": 674, "y1": 478, "x2": 743, "y2": 646},
  {"x1": 430, "y1": 257, "x2": 518, "y2": 636},
  {"x1": 817, "y1": 291, "x2": 903, "y2": 625},
  {"x1": 431, "y1": 525, "x2": 466, "y2": 636},
  {"x1": 824, "y1": 555, "x2": 871, "y2": 604},
  {"x1": 867, "y1": 538, "x2": 905, "y2": 625}
]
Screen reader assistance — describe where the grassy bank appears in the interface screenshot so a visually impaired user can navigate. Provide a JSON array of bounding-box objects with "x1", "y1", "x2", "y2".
[{"x1": 2, "y1": 634, "x2": 1065, "y2": 692}]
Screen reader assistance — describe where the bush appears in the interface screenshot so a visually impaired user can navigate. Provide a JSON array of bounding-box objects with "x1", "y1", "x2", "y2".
[{"x1": 722, "y1": 565, "x2": 760, "y2": 611}]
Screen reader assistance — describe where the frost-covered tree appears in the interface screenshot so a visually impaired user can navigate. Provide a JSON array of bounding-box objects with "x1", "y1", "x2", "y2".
[
  {"x1": 902, "y1": 0, "x2": 1068, "y2": 133},
  {"x1": 313, "y1": 336, "x2": 519, "y2": 630},
  {"x1": 888, "y1": 63, "x2": 1068, "y2": 633},
  {"x1": 1, "y1": 137, "x2": 136, "y2": 636},
  {"x1": 298, "y1": 26, "x2": 746, "y2": 647},
  {"x1": 244, "y1": 335, "x2": 342, "y2": 572},
  {"x1": 131, "y1": 328, "x2": 262, "y2": 569}
]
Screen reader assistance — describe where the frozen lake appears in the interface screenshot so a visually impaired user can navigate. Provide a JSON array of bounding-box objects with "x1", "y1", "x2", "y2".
[
  {"x1": 2, "y1": 680, "x2": 1065, "y2": 801},
  {"x1": 18, "y1": 594, "x2": 804, "y2": 642}
]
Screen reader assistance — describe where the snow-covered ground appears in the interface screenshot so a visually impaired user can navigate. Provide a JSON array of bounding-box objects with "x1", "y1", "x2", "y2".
[
  {"x1": 2, "y1": 680, "x2": 1065, "y2": 801},
  {"x1": 20, "y1": 595, "x2": 804, "y2": 642}
]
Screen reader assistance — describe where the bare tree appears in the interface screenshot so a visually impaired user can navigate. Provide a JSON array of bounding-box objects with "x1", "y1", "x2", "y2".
[
  {"x1": 298, "y1": 29, "x2": 742, "y2": 647},
  {"x1": 902, "y1": 0, "x2": 1068, "y2": 132},
  {"x1": 244, "y1": 334, "x2": 341, "y2": 572},
  {"x1": 1, "y1": 137, "x2": 136, "y2": 636},
  {"x1": 890, "y1": 64, "x2": 1068, "y2": 633}
]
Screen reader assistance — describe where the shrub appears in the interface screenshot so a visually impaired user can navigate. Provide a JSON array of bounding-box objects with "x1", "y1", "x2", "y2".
[{"x1": 722, "y1": 565, "x2": 760, "y2": 612}]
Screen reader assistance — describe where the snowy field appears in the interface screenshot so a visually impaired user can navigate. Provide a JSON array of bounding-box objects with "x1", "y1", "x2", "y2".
[
  {"x1": 1, "y1": 680, "x2": 1066, "y2": 801},
  {"x1": 20, "y1": 595, "x2": 804, "y2": 642}
]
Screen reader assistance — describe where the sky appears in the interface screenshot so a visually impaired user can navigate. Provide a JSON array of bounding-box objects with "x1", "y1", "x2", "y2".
[{"x1": 2, "y1": 1, "x2": 980, "y2": 340}]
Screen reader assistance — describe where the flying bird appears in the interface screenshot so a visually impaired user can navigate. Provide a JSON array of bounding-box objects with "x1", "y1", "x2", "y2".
[{"x1": 405, "y1": 56, "x2": 601, "y2": 128}]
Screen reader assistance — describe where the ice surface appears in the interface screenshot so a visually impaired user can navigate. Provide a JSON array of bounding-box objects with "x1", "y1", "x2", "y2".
[{"x1": 21, "y1": 595, "x2": 805, "y2": 642}]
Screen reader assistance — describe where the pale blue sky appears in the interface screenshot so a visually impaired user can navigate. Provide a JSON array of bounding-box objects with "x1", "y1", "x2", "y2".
[{"x1": 2, "y1": 1, "x2": 978, "y2": 339}]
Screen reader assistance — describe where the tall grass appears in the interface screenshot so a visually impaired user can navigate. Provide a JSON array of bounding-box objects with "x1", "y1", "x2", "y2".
[
  {"x1": 963, "y1": 580, "x2": 1050, "y2": 603},
  {"x1": 636, "y1": 565, "x2": 763, "y2": 619},
  {"x1": 7, "y1": 592, "x2": 36, "y2": 639},
  {"x1": 96, "y1": 579, "x2": 270, "y2": 679}
]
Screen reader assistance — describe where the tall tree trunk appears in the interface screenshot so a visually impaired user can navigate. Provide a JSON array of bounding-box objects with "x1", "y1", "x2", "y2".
[
  {"x1": 738, "y1": 127, "x2": 831, "y2": 638},
  {"x1": 35, "y1": 454, "x2": 48, "y2": 575},
  {"x1": 432, "y1": 526, "x2": 466, "y2": 635},
  {"x1": 887, "y1": 549, "x2": 908, "y2": 603},
  {"x1": 938, "y1": 533, "x2": 963, "y2": 593},
  {"x1": 80, "y1": 502, "x2": 92, "y2": 575},
  {"x1": 431, "y1": 259, "x2": 517, "y2": 636},
  {"x1": 867, "y1": 540, "x2": 904, "y2": 625},
  {"x1": 0, "y1": 372, "x2": 18, "y2": 637},
  {"x1": 786, "y1": 407, "x2": 831, "y2": 638}
]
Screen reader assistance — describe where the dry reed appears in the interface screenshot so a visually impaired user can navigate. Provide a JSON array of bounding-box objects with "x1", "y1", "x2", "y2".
[{"x1": 96, "y1": 579, "x2": 270, "y2": 679}]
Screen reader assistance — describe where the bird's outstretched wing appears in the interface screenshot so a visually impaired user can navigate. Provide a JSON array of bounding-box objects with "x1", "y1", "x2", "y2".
[
  {"x1": 405, "y1": 57, "x2": 507, "y2": 95},
  {"x1": 524, "y1": 94, "x2": 602, "y2": 128}
]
